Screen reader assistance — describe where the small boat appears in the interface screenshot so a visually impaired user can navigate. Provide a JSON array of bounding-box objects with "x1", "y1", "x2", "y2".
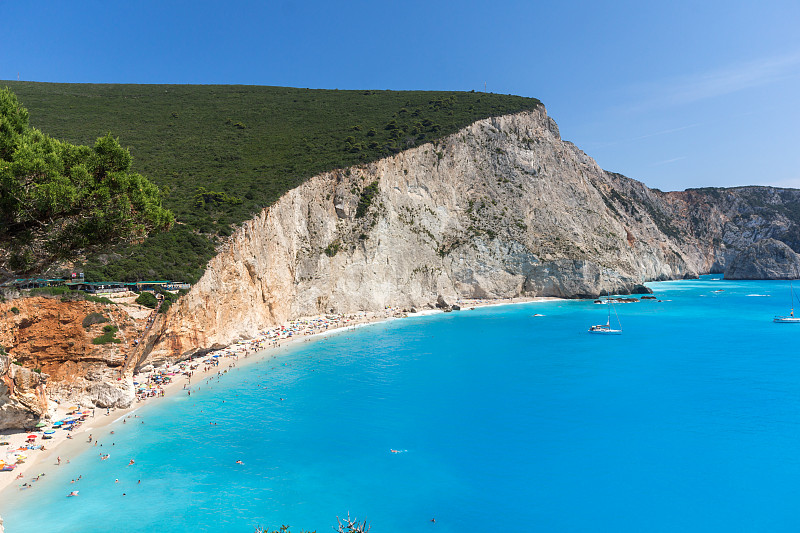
[
  {"x1": 774, "y1": 281, "x2": 800, "y2": 323},
  {"x1": 588, "y1": 323, "x2": 622, "y2": 335},
  {"x1": 589, "y1": 291, "x2": 622, "y2": 334}
]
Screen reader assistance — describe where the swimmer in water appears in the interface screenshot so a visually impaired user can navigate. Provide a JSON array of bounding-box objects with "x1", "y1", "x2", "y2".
[
  {"x1": 67, "y1": 491, "x2": 79, "y2": 497},
  {"x1": 235, "y1": 460, "x2": 244, "y2": 465}
]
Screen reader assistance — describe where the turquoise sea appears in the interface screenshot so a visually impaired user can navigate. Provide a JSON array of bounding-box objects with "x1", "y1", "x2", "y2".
[{"x1": 4, "y1": 276, "x2": 800, "y2": 532}]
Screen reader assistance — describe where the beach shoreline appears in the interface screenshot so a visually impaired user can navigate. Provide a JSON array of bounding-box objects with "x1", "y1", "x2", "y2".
[{"x1": 0, "y1": 295, "x2": 560, "y2": 500}]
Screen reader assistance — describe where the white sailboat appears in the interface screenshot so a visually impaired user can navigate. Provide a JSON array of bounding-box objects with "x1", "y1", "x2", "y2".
[
  {"x1": 589, "y1": 291, "x2": 622, "y2": 334},
  {"x1": 773, "y1": 281, "x2": 800, "y2": 323}
]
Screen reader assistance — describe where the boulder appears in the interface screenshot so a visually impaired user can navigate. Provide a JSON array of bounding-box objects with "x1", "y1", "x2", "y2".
[
  {"x1": 631, "y1": 284, "x2": 654, "y2": 294},
  {"x1": 725, "y1": 239, "x2": 800, "y2": 280},
  {"x1": 88, "y1": 379, "x2": 135, "y2": 409},
  {"x1": 0, "y1": 354, "x2": 48, "y2": 430}
]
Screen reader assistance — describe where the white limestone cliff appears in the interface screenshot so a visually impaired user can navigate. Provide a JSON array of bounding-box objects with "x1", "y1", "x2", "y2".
[
  {"x1": 141, "y1": 106, "x2": 800, "y2": 364},
  {"x1": 145, "y1": 107, "x2": 709, "y2": 362}
]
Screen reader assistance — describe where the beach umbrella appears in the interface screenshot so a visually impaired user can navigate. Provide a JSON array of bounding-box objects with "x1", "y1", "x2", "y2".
[
  {"x1": 43, "y1": 430, "x2": 55, "y2": 434},
  {"x1": 26, "y1": 435, "x2": 36, "y2": 439},
  {"x1": 35, "y1": 422, "x2": 46, "y2": 428}
]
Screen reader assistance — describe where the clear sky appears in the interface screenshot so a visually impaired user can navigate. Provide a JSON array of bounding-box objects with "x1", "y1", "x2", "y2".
[{"x1": 2, "y1": 0, "x2": 798, "y2": 191}]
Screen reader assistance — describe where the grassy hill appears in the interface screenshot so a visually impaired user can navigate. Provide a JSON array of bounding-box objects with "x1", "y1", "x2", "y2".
[{"x1": 2, "y1": 81, "x2": 541, "y2": 283}]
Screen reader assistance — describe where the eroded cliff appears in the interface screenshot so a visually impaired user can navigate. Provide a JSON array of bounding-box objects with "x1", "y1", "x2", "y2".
[
  {"x1": 0, "y1": 297, "x2": 143, "y2": 422},
  {"x1": 147, "y1": 107, "x2": 795, "y2": 363}
]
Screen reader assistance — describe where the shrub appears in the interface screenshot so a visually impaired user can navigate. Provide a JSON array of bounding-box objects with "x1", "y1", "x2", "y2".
[
  {"x1": 29, "y1": 286, "x2": 72, "y2": 297},
  {"x1": 136, "y1": 292, "x2": 158, "y2": 309},
  {"x1": 324, "y1": 242, "x2": 341, "y2": 257},
  {"x1": 82, "y1": 312, "x2": 109, "y2": 328},
  {"x1": 193, "y1": 187, "x2": 243, "y2": 209},
  {"x1": 93, "y1": 325, "x2": 122, "y2": 344},
  {"x1": 355, "y1": 181, "x2": 379, "y2": 218},
  {"x1": 85, "y1": 295, "x2": 114, "y2": 305},
  {"x1": 155, "y1": 286, "x2": 179, "y2": 304},
  {"x1": 10, "y1": 307, "x2": 20, "y2": 315}
]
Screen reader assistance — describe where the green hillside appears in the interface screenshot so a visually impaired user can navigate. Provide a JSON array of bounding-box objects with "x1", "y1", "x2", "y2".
[{"x1": 2, "y1": 81, "x2": 541, "y2": 283}]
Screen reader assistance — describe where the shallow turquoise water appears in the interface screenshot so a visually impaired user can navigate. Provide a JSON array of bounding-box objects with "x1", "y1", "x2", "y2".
[{"x1": 4, "y1": 277, "x2": 800, "y2": 531}]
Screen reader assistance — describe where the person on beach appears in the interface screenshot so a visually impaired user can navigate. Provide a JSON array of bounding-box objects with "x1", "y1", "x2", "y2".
[{"x1": 57, "y1": 456, "x2": 61, "y2": 465}]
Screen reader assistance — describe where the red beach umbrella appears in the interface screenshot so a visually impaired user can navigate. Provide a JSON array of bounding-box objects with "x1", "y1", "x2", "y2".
[{"x1": 26, "y1": 435, "x2": 37, "y2": 439}]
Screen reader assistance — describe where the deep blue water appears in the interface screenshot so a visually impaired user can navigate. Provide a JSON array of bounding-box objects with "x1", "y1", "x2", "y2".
[{"x1": 5, "y1": 277, "x2": 800, "y2": 532}]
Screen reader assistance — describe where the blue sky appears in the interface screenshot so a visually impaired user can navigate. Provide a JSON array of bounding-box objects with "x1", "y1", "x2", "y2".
[{"x1": 2, "y1": 0, "x2": 798, "y2": 191}]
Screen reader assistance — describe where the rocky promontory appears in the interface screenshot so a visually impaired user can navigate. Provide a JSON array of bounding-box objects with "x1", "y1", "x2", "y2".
[
  {"x1": 143, "y1": 107, "x2": 800, "y2": 363},
  {"x1": 725, "y1": 238, "x2": 800, "y2": 280}
]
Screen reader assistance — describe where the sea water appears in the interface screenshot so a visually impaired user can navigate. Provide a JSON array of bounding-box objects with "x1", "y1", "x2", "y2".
[{"x1": 4, "y1": 277, "x2": 800, "y2": 532}]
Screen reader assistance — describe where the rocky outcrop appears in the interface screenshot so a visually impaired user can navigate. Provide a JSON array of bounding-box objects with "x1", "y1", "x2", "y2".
[
  {"x1": 143, "y1": 107, "x2": 800, "y2": 363},
  {"x1": 0, "y1": 297, "x2": 142, "y2": 423},
  {"x1": 0, "y1": 353, "x2": 48, "y2": 430},
  {"x1": 725, "y1": 238, "x2": 800, "y2": 279}
]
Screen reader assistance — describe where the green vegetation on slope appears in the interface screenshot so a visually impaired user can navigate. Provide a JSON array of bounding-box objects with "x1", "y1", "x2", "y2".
[
  {"x1": 0, "y1": 87, "x2": 173, "y2": 279},
  {"x1": 3, "y1": 82, "x2": 541, "y2": 283}
]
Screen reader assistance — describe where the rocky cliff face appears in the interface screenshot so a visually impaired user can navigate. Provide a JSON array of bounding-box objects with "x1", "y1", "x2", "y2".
[
  {"x1": 724, "y1": 238, "x2": 800, "y2": 279},
  {"x1": 146, "y1": 107, "x2": 800, "y2": 363},
  {"x1": 0, "y1": 297, "x2": 139, "y2": 419},
  {"x1": 0, "y1": 353, "x2": 48, "y2": 430}
]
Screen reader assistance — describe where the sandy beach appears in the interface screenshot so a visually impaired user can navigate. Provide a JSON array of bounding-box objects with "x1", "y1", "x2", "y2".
[{"x1": 0, "y1": 295, "x2": 557, "y2": 500}]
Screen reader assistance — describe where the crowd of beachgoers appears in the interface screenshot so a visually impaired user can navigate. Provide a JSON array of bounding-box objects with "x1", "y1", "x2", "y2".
[{"x1": 0, "y1": 297, "x2": 541, "y2": 498}]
